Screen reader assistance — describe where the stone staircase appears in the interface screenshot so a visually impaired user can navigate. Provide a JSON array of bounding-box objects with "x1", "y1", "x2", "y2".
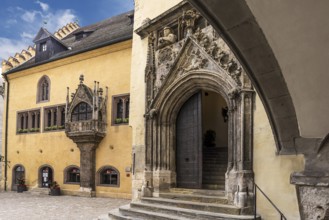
[
  {"x1": 104, "y1": 188, "x2": 260, "y2": 220},
  {"x1": 26, "y1": 187, "x2": 50, "y2": 195},
  {"x1": 203, "y1": 147, "x2": 228, "y2": 190}
]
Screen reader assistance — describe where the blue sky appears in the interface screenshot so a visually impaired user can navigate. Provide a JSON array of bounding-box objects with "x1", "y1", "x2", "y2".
[{"x1": 0, "y1": 0, "x2": 134, "y2": 62}]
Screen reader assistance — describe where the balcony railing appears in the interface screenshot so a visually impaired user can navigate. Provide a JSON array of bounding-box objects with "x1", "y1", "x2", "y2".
[{"x1": 66, "y1": 120, "x2": 106, "y2": 133}]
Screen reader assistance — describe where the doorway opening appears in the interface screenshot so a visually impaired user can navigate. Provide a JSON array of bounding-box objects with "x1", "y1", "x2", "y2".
[
  {"x1": 39, "y1": 166, "x2": 53, "y2": 188},
  {"x1": 176, "y1": 90, "x2": 228, "y2": 190},
  {"x1": 12, "y1": 165, "x2": 25, "y2": 191}
]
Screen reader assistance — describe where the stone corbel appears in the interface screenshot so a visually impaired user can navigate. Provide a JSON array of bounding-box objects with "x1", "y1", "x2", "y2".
[
  {"x1": 144, "y1": 108, "x2": 157, "y2": 120},
  {"x1": 291, "y1": 134, "x2": 329, "y2": 219}
]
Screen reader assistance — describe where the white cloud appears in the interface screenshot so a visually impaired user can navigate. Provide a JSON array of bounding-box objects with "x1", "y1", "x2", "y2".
[
  {"x1": 40, "y1": 9, "x2": 77, "y2": 32},
  {"x1": 20, "y1": 32, "x2": 35, "y2": 40},
  {"x1": 21, "y1": 11, "x2": 38, "y2": 23},
  {"x1": 36, "y1": 1, "x2": 49, "y2": 12},
  {"x1": 0, "y1": 38, "x2": 29, "y2": 61}
]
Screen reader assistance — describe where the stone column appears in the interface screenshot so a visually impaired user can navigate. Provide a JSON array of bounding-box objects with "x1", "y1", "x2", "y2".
[
  {"x1": 226, "y1": 88, "x2": 255, "y2": 212},
  {"x1": 66, "y1": 133, "x2": 104, "y2": 197},
  {"x1": 77, "y1": 143, "x2": 97, "y2": 190}
]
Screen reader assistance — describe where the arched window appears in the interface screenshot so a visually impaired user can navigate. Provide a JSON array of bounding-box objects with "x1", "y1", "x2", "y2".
[
  {"x1": 71, "y1": 102, "x2": 92, "y2": 121},
  {"x1": 64, "y1": 166, "x2": 80, "y2": 184},
  {"x1": 97, "y1": 166, "x2": 120, "y2": 187},
  {"x1": 37, "y1": 76, "x2": 50, "y2": 102},
  {"x1": 14, "y1": 165, "x2": 25, "y2": 185}
]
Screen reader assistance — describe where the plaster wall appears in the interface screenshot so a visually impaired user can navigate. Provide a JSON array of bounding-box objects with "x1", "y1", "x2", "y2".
[
  {"x1": 254, "y1": 94, "x2": 304, "y2": 220},
  {"x1": 1, "y1": 41, "x2": 132, "y2": 198},
  {"x1": 246, "y1": 0, "x2": 329, "y2": 138}
]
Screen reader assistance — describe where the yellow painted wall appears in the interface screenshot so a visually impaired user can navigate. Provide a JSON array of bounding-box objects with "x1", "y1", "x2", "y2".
[
  {"x1": 254, "y1": 95, "x2": 304, "y2": 219},
  {"x1": 2, "y1": 40, "x2": 132, "y2": 198}
]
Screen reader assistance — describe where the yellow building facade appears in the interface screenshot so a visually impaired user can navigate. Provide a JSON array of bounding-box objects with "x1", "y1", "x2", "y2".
[{"x1": 1, "y1": 12, "x2": 133, "y2": 199}]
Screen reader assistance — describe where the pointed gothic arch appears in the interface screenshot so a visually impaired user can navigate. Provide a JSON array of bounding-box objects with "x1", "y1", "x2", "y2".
[{"x1": 37, "y1": 75, "x2": 51, "y2": 103}]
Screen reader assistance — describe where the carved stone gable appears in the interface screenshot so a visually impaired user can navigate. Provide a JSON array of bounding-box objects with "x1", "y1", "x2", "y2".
[{"x1": 138, "y1": 3, "x2": 249, "y2": 110}]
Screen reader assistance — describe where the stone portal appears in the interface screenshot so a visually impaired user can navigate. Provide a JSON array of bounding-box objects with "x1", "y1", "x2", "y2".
[{"x1": 135, "y1": 2, "x2": 255, "y2": 209}]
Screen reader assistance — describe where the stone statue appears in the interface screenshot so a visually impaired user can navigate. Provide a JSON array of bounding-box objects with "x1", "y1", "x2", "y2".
[{"x1": 158, "y1": 27, "x2": 177, "y2": 49}]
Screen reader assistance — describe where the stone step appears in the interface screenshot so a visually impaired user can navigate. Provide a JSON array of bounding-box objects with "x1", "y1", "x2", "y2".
[
  {"x1": 128, "y1": 202, "x2": 260, "y2": 220},
  {"x1": 119, "y1": 204, "x2": 191, "y2": 220},
  {"x1": 203, "y1": 168, "x2": 227, "y2": 173},
  {"x1": 141, "y1": 197, "x2": 240, "y2": 215},
  {"x1": 106, "y1": 208, "x2": 142, "y2": 220},
  {"x1": 203, "y1": 164, "x2": 227, "y2": 167},
  {"x1": 203, "y1": 148, "x2": 228, "y2": 152},
  {"x1": 203, "y1": 158, "x2": 228, "y2": 162},
  {"x1": 203, "y1": 171, "x2": 226, "y2": 175},
  {"x1": 159, "y1": 192, "x2": 228, "y2": 204},
  {"x1": 26, "y1": 187, "x2": 49, "y2": 195},
  {"x1": 203, "y1": 175, "x2": 226, "y2": 181},
  {"x1": 202, "y1": 184, "x2": 225, "y2": 190},
  {"x1": 169, "y1": 188, "x2": 225, "y2": 196}
]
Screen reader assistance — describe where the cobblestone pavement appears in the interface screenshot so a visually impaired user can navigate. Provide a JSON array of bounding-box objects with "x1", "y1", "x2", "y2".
[{"x1": 0, "y1": 192, "x2": 130, "y2": 220}]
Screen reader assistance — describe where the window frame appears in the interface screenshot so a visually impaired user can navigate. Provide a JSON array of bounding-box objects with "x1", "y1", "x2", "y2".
[
  {"x1": 97, "y1": 166, "x2": 120, "y2": 187},
  {"x1": 111, "y1": 93, "x2": 130, "y2": 126},
  {"x1": 63, "y1": 165, "x2": 80, "y2": 185},
  {"x1": 16, "y1": 108, "x2": 41, "y2": 134},
  {"x1": 37, "y1": 75, "x2": 51, "y2": 103},
  {"x1": 43, "y1": 104, "x2": 66, "y2": 132},
  {"x1": 40, "y1": 42, "x2": 47, "y2": 52},
  {"x1": 71, "y1": 102, "x2": 93, "y2": 122}
]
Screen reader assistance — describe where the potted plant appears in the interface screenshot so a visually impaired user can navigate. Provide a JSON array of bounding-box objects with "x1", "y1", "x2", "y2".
[
  {"x1": 49, "y1": 181, "x2": 61, "y2": 196},
  {"x1": 115, "y1": 118, "x2": 122, "y2": 124},
  {"x1": 123, "y1": 118, "x2": 129, "y2": 123},
  {"x1": 17, "y1": 177, "x2": 27, "y2": 193}
]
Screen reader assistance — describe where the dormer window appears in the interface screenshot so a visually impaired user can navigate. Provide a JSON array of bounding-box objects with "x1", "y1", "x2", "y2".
[
  {"x1": 75, "y1": 33, "x2": 84, "y2": 41},
  {"x1": 74, "y1": 30, "x2": 93, "y2": 41},
  {"x1": 40, "y1": 42, "x2": 47, "y2": 52}
]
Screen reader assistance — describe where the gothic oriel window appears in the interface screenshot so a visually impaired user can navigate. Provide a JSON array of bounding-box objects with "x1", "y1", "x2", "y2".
[
  {"x1": 98, "y1": 166, "x2": 119, "y2": 187},
  {"x1": 112, "y1": 94, "x2": 130, "y2": 125},
  {"x1": 37, "y1": 76, "x2": 50, "y2": 103},
  {"x1": 71, "y1": 102, "x2": 92, "y2": 121},
  {"x1": 64, "y1": 166, "x2": 80, "y2": 184}
]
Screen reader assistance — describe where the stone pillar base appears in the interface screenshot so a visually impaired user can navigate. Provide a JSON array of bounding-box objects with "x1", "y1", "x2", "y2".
[
  {"x1": 291, "y1": 172, "x2": 329, "y2": 219},
  {"x1": 76, "y1": 187, "x2": 96, "y2": 197},
  {"x1": 152, "y1": 170, "x2": 176, "y2": 197},
  {"x1": 226, "y1": 169, "x2": 254, "y2": 210}
]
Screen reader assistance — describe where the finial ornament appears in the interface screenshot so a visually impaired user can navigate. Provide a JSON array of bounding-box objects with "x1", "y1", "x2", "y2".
[{"x1": 79, "y1": 74, "x2": 84, "y2": 84}]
